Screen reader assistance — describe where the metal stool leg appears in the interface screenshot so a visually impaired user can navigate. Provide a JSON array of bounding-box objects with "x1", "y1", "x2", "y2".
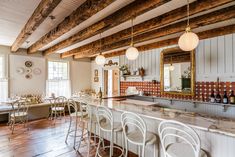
[
  {"x1": 65, "y1": 116, "x2": 72, "y2": 144},
  {"x1": 77, "y1": 121, "x2": 85, "y2": 150},
  {"x1": 87, "y1": 121, "x2": 91, "y2": 157},
  {"x1": 73, "y1": 116, "x2": 78, "y2": 149}
]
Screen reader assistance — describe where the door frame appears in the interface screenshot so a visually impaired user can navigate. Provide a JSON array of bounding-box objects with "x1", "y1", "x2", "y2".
[{"x1": 102, "y1": 66, "x2": 120, "y2": 96}]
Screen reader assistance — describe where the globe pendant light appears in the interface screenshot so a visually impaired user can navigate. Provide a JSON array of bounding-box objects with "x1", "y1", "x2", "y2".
[
  {"x1": 126, "y1": 18, "x2": 139, "y2": 60},
  {"x1": 95, "y1": 34, "x2": 106, "y2": 65},
  {"x1": 95, "y1": 54, "x2": 105, "y2": 65},
  {"x1": 169, "y1": 57, "x2": 175, "y2": 71},
  {"x1": 169, "y1": 64, "x2": 175, "y2": 71},
  {"x1": 178, "y1": 0, "x2": 199, "y2": 51}
]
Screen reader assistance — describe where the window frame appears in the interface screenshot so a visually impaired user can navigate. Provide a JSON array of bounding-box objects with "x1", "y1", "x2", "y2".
[
  {"x1": 0, "y1": 54, "x2": 6, "y2": 79},
  {"x1": 46, "y1": 59, "x2": 71, "y2": 97},
  {"x1": 0, "y1": 53, "x2": 8, "y2": 101},
  {"x1": 47, "y1": 60, "x2": 70, "y2": 81}
]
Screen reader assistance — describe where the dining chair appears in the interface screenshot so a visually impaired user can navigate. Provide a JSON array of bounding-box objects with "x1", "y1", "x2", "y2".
[
  {"x1": 9, "y1": 99, "x2": 29, "y2": 134},
  {"x1": 50, "y1": 96, "x2": 67, "y2": 123}
]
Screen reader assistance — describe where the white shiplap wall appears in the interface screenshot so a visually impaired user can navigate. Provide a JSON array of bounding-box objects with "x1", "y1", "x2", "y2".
[
  {"x1": 119, "y1": 33, "x2": 235, "y2": 82},
  {"x1": 197, "y1": 33, "x2": 235, "y2": 81}
]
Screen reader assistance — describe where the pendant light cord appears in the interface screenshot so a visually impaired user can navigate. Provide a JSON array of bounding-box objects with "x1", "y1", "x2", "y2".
[
  {"x1": 186, "y1": 0, "x2": 190, "y2": 32},
  {"x1": 99, "y1": 33, "x2": 102, "y2": 55},
  {"x1": 131, "y1": 18, "x2": 134, "y2": 46},
  {"x1": 187, "y1": 0, "x2": 189, "y2": 26}
]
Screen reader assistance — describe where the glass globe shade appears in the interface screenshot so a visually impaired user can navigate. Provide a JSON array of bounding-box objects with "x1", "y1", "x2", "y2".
[
  {"x1": 178, "y1": 31, "x2": 199, "y2": 51},
  {"x1": 95, "y1": 54, "x2": 106, "y2": 65},
  {"x1": 125, "y1": 46, "x2": 139, "y2": 60},
  {"x1": 169, "y1": 65, "x2": 175, "y2": 71}
]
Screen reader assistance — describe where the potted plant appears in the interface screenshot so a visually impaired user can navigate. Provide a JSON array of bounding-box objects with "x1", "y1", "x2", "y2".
[{"x1": 119, "y1": 65, "x2": 130, "y2": 76}]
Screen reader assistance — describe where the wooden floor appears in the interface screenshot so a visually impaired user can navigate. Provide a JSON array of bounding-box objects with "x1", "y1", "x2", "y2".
[{"x1": 0, "y1": 118, "x2": 98, "y2": 157}]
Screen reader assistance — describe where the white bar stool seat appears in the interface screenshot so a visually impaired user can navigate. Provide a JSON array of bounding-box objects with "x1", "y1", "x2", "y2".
[
  {"x1": 99, "y1": 121, "x2": 123, "y2": 132},
  {"x1": 167, "y1": 143, "x2": 207, "y2": 157},
  {"x1": 158, "y1": 120, "x2": 208, "y2": 157},
  {"x1": 126, "y1": 130, "x2": 157, "y2": 145}
]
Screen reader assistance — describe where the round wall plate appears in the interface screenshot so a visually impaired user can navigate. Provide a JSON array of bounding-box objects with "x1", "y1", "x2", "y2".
[
  {"x1": 25, "y1": 68, "x2": 32, "y2": 73},
  {"x1": 16, "y1": 67, "x2": 25, "y2": 75},
  {"x1": 33, "y1": 68, "x2": 41, "y2": 75},
  {"x1": 25, "y1": 74, "x2": 32, "y2": 79},
  {"x1": 25, "y1": 61, "x2": 33, "y2": 67}
]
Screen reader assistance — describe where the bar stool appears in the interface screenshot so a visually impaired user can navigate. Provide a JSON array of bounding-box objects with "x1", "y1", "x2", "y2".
[
  {"x1": 66, "y1": 98, "x2": 102, "y2": 156},
  {"x1": 50, "y1": 96, "x2": 67, "y2": 123},
  {"x1": 121, "y1": 111, "x2": 157, "y2": 157},
  {"x1": 78, "y1": 97, "x2": 104, "y2": 156},
  {"x1": 158, "y1": 120, "x2": 208, "y2": 157},
  {"x1": 96, "y1": 106, "x2": 124, "y2": 157},
  {"x1": 65, "y1": 99, "x2": 88, "y2": 149},
  {"x1": 9, "y1": 99, "x2": 29, "y2": 134}
]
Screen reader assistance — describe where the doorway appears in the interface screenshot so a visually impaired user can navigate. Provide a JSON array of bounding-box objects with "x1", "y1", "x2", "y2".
[{"x1": 103, "y1": 69, "x2": 119, "y2": 97}]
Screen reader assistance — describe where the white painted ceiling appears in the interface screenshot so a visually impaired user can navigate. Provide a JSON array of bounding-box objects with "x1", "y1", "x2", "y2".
[{"x1": 0, "y1": 0, "x2": 235, "y2": 55}]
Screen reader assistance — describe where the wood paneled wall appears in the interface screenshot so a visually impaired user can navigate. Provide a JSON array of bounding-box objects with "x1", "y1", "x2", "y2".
[
  {"x1": 197, "y1": 33, "x2": 235, "y2": 81},
  {"x1": 119, "y1": 33, "x2": 235, "y2": 82}
]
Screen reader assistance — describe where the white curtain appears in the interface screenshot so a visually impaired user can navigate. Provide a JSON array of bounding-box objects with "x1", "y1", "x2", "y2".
[
  {"x1": 0, "y1": 79, "x2": 8, "y2": 101},
  {"x1": 46, "y1": 79, "x2": 71, "y2": 98}
]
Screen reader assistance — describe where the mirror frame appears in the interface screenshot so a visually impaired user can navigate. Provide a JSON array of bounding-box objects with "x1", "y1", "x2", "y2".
[{"x1": 160, "y1": 47, "x2": 195, "y2": 96}]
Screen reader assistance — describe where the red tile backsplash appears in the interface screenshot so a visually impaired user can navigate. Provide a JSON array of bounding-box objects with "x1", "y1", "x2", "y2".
[{"x1": 120, "y1": 81, "x2": 235, "y2": 101}]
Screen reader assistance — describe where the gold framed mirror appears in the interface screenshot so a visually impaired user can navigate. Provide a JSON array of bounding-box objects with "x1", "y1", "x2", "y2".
[{"x1": 160, "y1": 47, "x2": 195, "y2": 96}]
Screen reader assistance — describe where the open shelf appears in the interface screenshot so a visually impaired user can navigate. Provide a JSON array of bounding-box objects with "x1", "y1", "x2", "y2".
[{"x1": 121, "y1": 75, "x2": 144, "y2": 81}]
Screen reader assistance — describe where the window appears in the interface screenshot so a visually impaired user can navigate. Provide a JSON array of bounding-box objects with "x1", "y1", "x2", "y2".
[
  {"x1": 0, "y1": 54, "x2": 8, "y2": 101},
  {"x1": 0, "y1": 56, "x2": 3, "y2": 78},
  {"x1": 46, "y1": 61, "x2": 71, "y2": 98}
]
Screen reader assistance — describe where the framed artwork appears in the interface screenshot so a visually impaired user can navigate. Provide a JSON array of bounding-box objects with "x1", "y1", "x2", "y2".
[
  {"x1": 94, "y1": 69, "x2": 98, "y2": 76},
  {"x1": 94, "y1": 77, "x2": 99, "y2": 82}
]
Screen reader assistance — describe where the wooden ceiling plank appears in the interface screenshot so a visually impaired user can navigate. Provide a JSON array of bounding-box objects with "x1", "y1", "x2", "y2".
[
  {"x1": 28, "y1": 0, "x2": 116, "y2": 53},
  {"x1": 62, "y1": 0, "x2": 234, "y2": 58},
  {"x1": 72, "y1": 5, "x2": 235, "y2": 58},
  {"x1": 79, "y1": 24, "x2": 235, "y2": 59},
  {"x1": 43, "y1": 0, "x2": 171, "y2": 55},
  {"x1": 10, "y1": 0, "x2": 62, "y2": 52}
]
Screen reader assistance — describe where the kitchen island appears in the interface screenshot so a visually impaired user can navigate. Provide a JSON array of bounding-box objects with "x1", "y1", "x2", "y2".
[{"x1": 83, "y1": 97, "x2": 235, "y2": 157}]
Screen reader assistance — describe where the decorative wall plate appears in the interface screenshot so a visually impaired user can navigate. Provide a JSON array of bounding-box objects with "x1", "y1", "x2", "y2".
[
  {"x1": 33, "y1": 68, "x2": 41, "y2": 75},
  {"x1": 25, "y1": 61, "x2": 33, "y2": 67},
  {"x1": 16, "y1": 67, "x2": 25, "y2": 75},
  {"x1": 25, "y1": 68, "x2": 32, "y2": 73},
  {"x1": 25, "y1": 74, "x2": 32, "y2": 79}
]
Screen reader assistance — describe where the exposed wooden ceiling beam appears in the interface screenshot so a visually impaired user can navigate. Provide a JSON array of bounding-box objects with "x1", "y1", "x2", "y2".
[
  {"x1": 27, "y1": 0, "x2": 116, "y2": 53},
  {"x1": 84, "y1": 24, "x2": 235, "y2": 59},
  {"x1": 42, "y1": 0, "x2": 171, "y2": 55},
  {"x1": 62, "y1": 0, "x2": 234, "y2": 58},
  {"x1": 10, "y1": 0, "x2": 62, "y2": 52},
  {"x1": 73, "y1": 5, "x2": 235, "y2": 59}
]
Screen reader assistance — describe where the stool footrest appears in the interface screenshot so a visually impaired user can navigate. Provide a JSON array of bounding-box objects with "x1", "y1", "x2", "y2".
[{"x1": 97, "y1": 145, "x2": 124, "y2": 157}]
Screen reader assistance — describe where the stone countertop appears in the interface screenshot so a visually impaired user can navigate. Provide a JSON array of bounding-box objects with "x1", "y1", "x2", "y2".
[
  {"x1": 83, "y1": 98, "x2": 235, "y2": 138},
  {"x1": 102, "y1": 94, "x2": 136, "y2": 99}
]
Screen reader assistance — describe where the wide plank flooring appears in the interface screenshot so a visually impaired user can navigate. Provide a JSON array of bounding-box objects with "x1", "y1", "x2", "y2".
[{"x1": 0, "y1": 118, "x2": 97, "y2": 157}]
